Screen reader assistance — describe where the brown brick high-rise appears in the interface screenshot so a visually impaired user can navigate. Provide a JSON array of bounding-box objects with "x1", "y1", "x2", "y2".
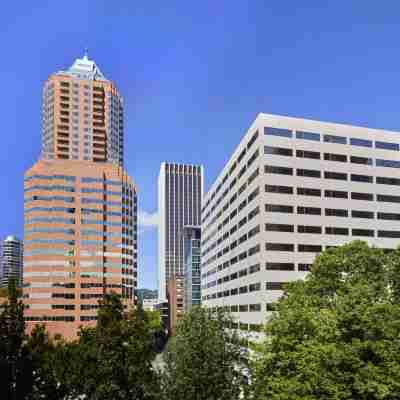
[{"x1": 23, "y1": 54, "x2": 137, "y2": 339}]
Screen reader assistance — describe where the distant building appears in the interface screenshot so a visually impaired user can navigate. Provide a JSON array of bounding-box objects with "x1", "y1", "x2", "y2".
[
  {"x1": 182, "y1": 226, "x2": 201, "y2": 311},
  {"x1": 167, "y1": 274, "x2": 185, "y2": 335},
  {"x1": 0, "y1": 236, "x2": 23, "y2": 288},
  {"x1": 158, "y1": 163, "x2": 203, "y2": 301},
  {"x1": 142, "y1": 298, "x2": 158, "y2": 312}
]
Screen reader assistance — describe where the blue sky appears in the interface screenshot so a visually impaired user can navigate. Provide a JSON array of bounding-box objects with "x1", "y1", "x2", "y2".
[{"x1": 2, "y1": 2, "x2": 400, "y2": 289}]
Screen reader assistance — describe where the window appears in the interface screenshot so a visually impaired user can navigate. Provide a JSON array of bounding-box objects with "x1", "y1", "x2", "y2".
[
  {"x1": 350, "y1": 138, "x2": 372, "y2": 148},
  {"x1": 325, "y1": 190, "x2": 347, "y2": 199},
  {"x1": 297, "y1": 206, "x2": 321, "y2": 215},
  {"x1": 324, "y1": 153, "x2": 347, "y2": 162},
  {"x1": 248, "y1": 244, "x2": 260, "y2": 256},
  {"x1": 266, "y1": 282, "x2": 286, "y2": 290},
  {"x1": 298, "y1": 264, "x2": 312, "y2": 271},
  {"x1": 377, "y1": 158, "x2": 400, "y2": 170},
  {"x1": 376, "y1": 176, "x2": 400, "y2": 186},
  {"x1": 352, "y1": 210, "x2": 374, "y2": 219},
  {"x1": 351, "y1": 156, "x2": 373, "y2": 165},
  {"x1": 265, "y1": 185, "x2": 293, "y2": 194},
  {"x1": 298, "y1": 244, "x2": 322, "y2": 252},
  {"x1": 296, "y1": 131, "x2": 320, "y2": 141},
  {"x1": 375, "y1": 141, "x2": 399, "y2": 151},
  {"x1": 297, "y1": 168, "x2": 321, "y2": 178},
  {"x1": 351, "y1": 174, "x2": 373, "y2": 183},
  {"x1": 265, "y1": 146, "x2": 293, "y2": 157},
  {"x1": 378, "y1": 230, "x2": 400, "y2": 238},
  {"x1": 239, "y1": 286, "x2": 248, "y2": 295},
  {"x1": 249, "y1": 303, "x2": 262, "y2": 312},
  {"x1": 352, "y1": 229, "x2": 374, "y2": 237},
  {"x1": 325, "y1": 226, "x2": 349, "y2": 235},
  {"x1": 325, "y1": 208, "x2": 348, "y2": 218},
  {"x1": 248, "y1": 206, "x2": 260, "y2": 220},
  {"x1": 247, "y1": 130, "x2": 259, "y2": 149},
  {"x1": 249, "y1": 283, "x2": 261, "y2": 292},
  {"x1": 265, "y1": 223, "x2": 294, "y2": 233},
  {"x1": 296, "y1": 149, "x2": 320, "y2": 159},
  {"x1": 264, "y1": 127, "x2": 292, "y2": 138},
  {"x1": 265, "y1": 243, "x2": 294, "y2": 252},
  {"x1": 265, "y1": 165, "x2": 293, "y2": 175},
  {"x1": 248, "y1": 187, "x2": 259, "y2": 203},
  {"x1": 298, "y1": 225, "x2": 322, "y2": 234},
  {"x1": 265, "y1": 204, "x2": 293, "y2": 213},
  {"x1": 351, "y1": 192, "x2": 374, "y2": 201},
  {"x1": 324, "y1": 171, "x2": 347, "y2": 181},
  {"x1": 297, "y1": 187, "x2": 321, "y2": 197},
  {"x1": 324, "y1": 134, "x2": 347, "y2": 144},
  {"x1": 249, "y1": 264, "x2": 261, "y2": 274},
  {"x1": 266, "y1": 263, "x2": 295, "y2": 271},
  {"x1": 377, "y1": 194, "x2": 400, "y2": 203},
  {"x1": 377, "y1": 212, "x2": 400, "y2": 221}
]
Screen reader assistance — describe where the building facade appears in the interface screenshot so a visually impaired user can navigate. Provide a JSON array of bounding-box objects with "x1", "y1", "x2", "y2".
[
  {"x1": 167, "y1": 274, "x2": 185, "y2": 335},
  {"x1": 0, "y1": 236, "x2": 23, "y2": 288},
  {"x1": 182, "y1": 226, "x2": 201, "y2": 311},
  {"x1": 23, "y1": 54, "x2": 137, "y2": 339},
  {"x1": 41, "y1": 52, "x2": 124, "y2": 166},
  {"x1": 201, "y1": 113, "x2": 400, "y2": 333},
  {"x1": 158, "y1": 163, "x2": 203, "y2": 300}
]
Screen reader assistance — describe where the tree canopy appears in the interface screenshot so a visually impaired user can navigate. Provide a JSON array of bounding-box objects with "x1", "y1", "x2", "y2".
[{"x1": 252, "y1": 241, "x2": 400, "y2": 400}]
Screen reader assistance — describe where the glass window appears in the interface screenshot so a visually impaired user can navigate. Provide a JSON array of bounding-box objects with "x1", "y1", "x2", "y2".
[
  {"x1": 324, "y1": 153, "x2": 347, "y2": 162},
  {"x1": 325, "y1": 190, "x2": 348, "y2": 199},
  {"x1": 266, "y1": 263, "x2": 295, "y2": 271},
  {"x1": 352, "y1": 210, "x2": 374, "y2": 219},
  {"x1": 264, "y1": 127, "x2": 292, "y2": 138},
  {"x1": 298, "y1": 244, "x2": 322, "y2": 252},
  {"x1": 296, "y1": 149, "x2": 320, "y2": 159},
  {"x1": 297, "y1": 169, "x2": 321, "y2": 178},
  {"x1": 325, "y1": 226, "x2": 349, "y2": 235},
  {"x1": 265, "y1": 204, "x2": 293, "y2": 213},
  {"x1": 351, "y1": 174, "x2": 373, "y2": 183},
  {"x1": 323, "y1": 134, "x2": 347, "y2": 144},
  {"x1": 298, "y1": 225, "x2": 322, "y2": 234},
  {"x1": 297, "y1": 187, "x2": 321, "y2": 197},
  {"x1": 351, "y1": 156, "x2": 373, "y2": 166},
  {"x1": 350, "y1": 138, "x2": 372, "y2": 147},
  {"x1": 325, "y1": 208, "x2": 348, "y2": 217},
  {"x1": 375, "y1": 141, "x2": 399, "y2": 151},
  {"x1": 376, "y1": 176, "x2": 400, "y2": 186},
  {"x1": 265, "y1": 223, "x2": 294, "y2": 233},
  {"x1": 266, "y1": 282, "x2": 286, "y2": 290},
  {"x1": 265, "y1": 243, "x2": 294, "y2": 252},
  {"x1": 296, "y1": 131, "x2": 320, "y2": 141},
  {"x1": 265, "y1": 146, "x2": 293, "y2": 157},
  {"x1": 377, "y1": 212, "x2": 400, "y2": 221},
  {"x1": 297, "y1": 206, "x2": 321, "y2": 215},
  {"x1": 264, "y1": 165, "x2": 293, "y2": 175},
  {"x1": 352, "y1": 229, "x2": 374, "y2": 237},
  {"x1": 351, "y1": 192, "x2": 374, "y2": 201},
  {"x1": 376, "y1": 159, "x2": 400, "y2": 169},
  {"x1": 377, "y1": 230, "x2": 400, "y2": 238},
  {"x1": 324, "y1": 171, "x2": 347, "y2": 181},
  {"x1": 377, "y1": 194, "x2": 400, "y2": 203},
  {"x1": 265, "y1": 185, "x2": 293, "y2": 194}
]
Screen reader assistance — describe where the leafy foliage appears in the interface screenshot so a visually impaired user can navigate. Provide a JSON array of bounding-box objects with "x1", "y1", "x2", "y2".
[
  {"x1": 161, "y1": 307, "x2": 250, "y2": 400},
  {"x1": 252, "y1": 241, "x2": 400, "y2": 400}
]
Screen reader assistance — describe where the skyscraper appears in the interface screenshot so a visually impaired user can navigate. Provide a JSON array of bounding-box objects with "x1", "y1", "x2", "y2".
[
  {"x1": 0, "y1": 236, "x2": 23, "y2": 288},
  {"x1": 158, "y1": 163, "x2": 203, "y2": 300},
  {"x1": 23, "y1": 54, "x2": 137, "y2": 339}
]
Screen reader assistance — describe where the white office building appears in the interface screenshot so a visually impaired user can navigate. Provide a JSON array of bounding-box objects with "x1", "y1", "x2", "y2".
[
  {"x1": 201, "y1": 113, "x2": 400, "y2": 333},
  {"x1": 158, "y1": 163, "x2": 203, "y2": 300}
]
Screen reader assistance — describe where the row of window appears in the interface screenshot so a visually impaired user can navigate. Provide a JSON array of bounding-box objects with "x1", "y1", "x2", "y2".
[
  {"x1": 265, "y1": 145, "x2": 400, "y2": 168},
  {"x1": 265, "y1": 126, "x2": 399, "y2": 151},
  {"x1": 265, "y1": 184, "x2": 400, "y2": 203},
  {"x1": 265, "y1": 164, "x2": 400, "y2": 186}
]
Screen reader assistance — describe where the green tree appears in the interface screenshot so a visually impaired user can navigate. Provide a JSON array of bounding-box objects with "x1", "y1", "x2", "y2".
[
  {"x1": 161, "y1": 307, "x2": 250, "y2": 400},
  {"x1": 62, "y1": 292, "x2": 160, "y2": 400},
  {"x1": 252, "y1": 241, "x2": 400, "y2": 400}
]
